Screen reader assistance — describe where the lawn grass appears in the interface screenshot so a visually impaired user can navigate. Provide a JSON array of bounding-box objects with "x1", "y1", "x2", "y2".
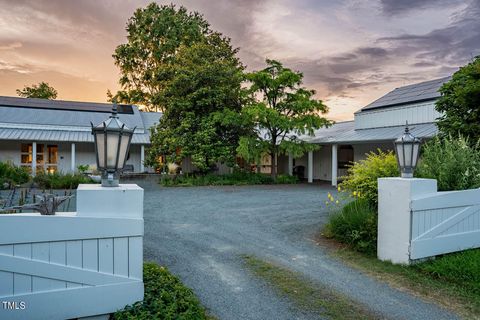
[
  {"x1": 241, "y1": 254, "x2": 378, "y2": 320},
  {"x1": 113, "y1": 262, "x2": 214, "y2": 320},
  {"x1": 160, "y1": 172, "x2": 298, "y2": 187},
  {"x1": 316, "y1": 237, "x2": 480, "y2": 319}
]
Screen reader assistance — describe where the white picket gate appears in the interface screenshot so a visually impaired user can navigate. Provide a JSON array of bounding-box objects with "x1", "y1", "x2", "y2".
[
  {"x1": 0, "y1": 184, "x2": 144, "y2": 320},
  {"x1": 410, "y1": 188, "x2": 480, "y2": 260},
  {"x1": 378, "y1": 178, "x2": 480, "y2": 264}
]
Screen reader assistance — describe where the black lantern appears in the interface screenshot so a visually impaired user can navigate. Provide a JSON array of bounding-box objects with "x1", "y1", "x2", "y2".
[
  {"x1": 394, "y1": 123, "x2": 421, "y2": 178},
  {"x1": 91, "y1": 103, "x2": 135, "y2": 187}
]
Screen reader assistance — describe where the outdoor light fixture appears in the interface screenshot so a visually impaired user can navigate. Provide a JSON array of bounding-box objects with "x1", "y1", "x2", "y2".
[
  {"x1": 394, "y1": 123, "x2": 421, "y2": 178},
  {"x1": 91, "y1": 103, "x2": 135, "y2": 187}
]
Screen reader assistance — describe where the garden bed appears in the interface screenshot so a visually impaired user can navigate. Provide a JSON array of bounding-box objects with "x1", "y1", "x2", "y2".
[
  {"x1": 113, "y1": 262, "x2": 213, "y2": 320},
  {"x1": 159, "y1": 172, "x2": 298, "y2": 187}
]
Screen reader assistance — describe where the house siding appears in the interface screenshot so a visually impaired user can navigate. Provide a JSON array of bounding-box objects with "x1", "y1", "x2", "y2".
[{"x1": 354, "y1": 101, "x2": 441, "y2": 130}]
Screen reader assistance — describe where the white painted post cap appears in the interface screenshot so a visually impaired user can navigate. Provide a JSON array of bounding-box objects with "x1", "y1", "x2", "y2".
[{"x1": 76, "y1": 184, "x2": 144, "y2": 218}]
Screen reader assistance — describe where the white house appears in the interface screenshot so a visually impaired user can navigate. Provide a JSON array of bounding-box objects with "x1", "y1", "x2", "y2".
[
  {"x1": 0, "y1": 96, "x2": 161, "y2": 175},
  {"x1": 277, "y1": 76, "x2": 451, "y2": 185}
]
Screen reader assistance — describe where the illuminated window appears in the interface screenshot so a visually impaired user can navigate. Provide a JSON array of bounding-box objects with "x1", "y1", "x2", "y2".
[{"x1": 20, "y1": 143, "x2": 58, "y2": 173}]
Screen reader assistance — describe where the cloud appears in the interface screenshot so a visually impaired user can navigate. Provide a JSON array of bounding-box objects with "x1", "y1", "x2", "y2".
[
  {"x1": 380, "y1": 0, "x2": 465, "y2": 16},
  {"x1": 0, "y1": 41, "x2": 22, "y2": 51},
  {"x1": 0, "y1": 0, "x2": 478, "y2": 120},
  {"x1": 378, "y1": 1, "x2": 480, "y2": 65}
]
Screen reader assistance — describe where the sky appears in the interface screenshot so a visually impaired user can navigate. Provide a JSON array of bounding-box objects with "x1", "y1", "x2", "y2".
[{"x1": 0, "y1": 0, "x2": 478, "y2": 121}]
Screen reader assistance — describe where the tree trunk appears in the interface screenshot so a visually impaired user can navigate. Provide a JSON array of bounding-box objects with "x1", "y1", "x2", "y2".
[{"x1": 271, "y1": 152, "x2": 277, "y2": 181}]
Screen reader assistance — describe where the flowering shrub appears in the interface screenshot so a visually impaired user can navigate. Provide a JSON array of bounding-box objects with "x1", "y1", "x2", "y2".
[{"x1": 339, "y1": 150, "x2": 398, "y2": 206}]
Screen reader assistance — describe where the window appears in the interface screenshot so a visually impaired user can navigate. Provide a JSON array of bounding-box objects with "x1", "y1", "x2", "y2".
[
  {"x1": 47, "y1": 145, "x2": 58, "y2": 173},
  {"x1": 20, "y1": 143, "x2": 33, "y2": 172},
  {"x1": 20, "y1": 143, "x2": 58, "y2": 173}
]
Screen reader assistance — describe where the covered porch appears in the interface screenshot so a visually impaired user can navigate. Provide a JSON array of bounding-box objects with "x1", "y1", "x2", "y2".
[{"x1": 277, "y1": 121, "x2": 438, "y2": 186}]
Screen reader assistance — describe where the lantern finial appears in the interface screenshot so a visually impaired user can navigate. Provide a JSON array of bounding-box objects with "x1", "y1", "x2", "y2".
[{"x1": 111, "y1": 102, "x2": 118, "y2": 118}]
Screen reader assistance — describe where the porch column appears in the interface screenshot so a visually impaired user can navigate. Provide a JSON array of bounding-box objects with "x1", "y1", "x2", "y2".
[
  {"x1": 307, "y1": 151, "x2": 313, "y2": 183},
  {"x1": 332, "y1": 144, "x2": 338, "y2": 187},
  {"x1": 288, "y1": 152, "x2": 293, "y2": 176},
  {"x1": 32, "y1": 142, "x2": 37, "y2": 176},
  {"x1": 71, "y1": 143, "x2": 76, "y2": 173},
  {"x1": 140, "y1": 145, "x2": 145, "y2": 173}
]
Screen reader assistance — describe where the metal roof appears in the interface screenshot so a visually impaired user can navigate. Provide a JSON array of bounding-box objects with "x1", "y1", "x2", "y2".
[
  {"x1": 0, "y1": 128, "x2": 151, "y2": 144},
  {"x1": 361, "y1": 77, "x2": 450, "y2": 111},
  {"x1": 305, "y1": 121, "x2": 437, "y2": 144},
  {"x1": 0, "y1": 96, "x2": 162, "y2": 144}
]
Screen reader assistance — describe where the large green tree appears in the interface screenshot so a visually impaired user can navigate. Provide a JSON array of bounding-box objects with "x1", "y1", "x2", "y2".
[
  {"x1": 112, "y1": 3, "x2": 210, "y2": 112},
  {"x1": 145, "y1": 32, "x2": 249, "y2": 172},
  {"x1": 436, "y1": 56, "x2": 480, "y2": 141},
  {"x1": 16, "y1": 82, "x2": 57, "y2": 99},
  {"x1": 239, "y1": 59, "x2": 332, "y2": 179}
]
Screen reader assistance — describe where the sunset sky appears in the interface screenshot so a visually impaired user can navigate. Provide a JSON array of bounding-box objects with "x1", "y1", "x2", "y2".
[{"x1": 0, "y1": 0, "x2": 478, "y2": 120}]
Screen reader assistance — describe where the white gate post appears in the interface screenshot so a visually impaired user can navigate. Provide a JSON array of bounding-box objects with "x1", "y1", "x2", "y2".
[{"x1": 377, "y1": 178, "x2": 437, "y2": 264}]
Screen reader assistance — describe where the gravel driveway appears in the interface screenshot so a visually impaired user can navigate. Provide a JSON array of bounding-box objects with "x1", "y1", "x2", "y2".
[{"x1": 138, "y1": 181, "x2": 458, "y2": 320}]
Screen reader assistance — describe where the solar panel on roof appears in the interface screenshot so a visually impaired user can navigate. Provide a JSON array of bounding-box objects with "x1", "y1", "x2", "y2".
[
  {"x1": 362, "y1": 77, "x2": 451, "y2": 111},
  {"x1": 0, "y1": 96, "x2": 134, "y2": 114}
]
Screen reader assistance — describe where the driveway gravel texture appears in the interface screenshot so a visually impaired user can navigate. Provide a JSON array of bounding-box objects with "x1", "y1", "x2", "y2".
[{"x1": 138, "y1": 180, "x2": 458, "y2": 320}]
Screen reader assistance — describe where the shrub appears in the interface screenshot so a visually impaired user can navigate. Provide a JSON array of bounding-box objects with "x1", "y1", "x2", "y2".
[
  {"x1": 339, "y1": 150, "x2": 398, "y2": 206},
  {"x1": 77, "y1": 164, "x2": 90, "y2": 174},
  {"x1": 113, "y1": 262, "x2": 210, "y2": 320},
  {"x1": 0, "y1": 162, "x2": 30, "y2": 188},
  {"x1": 323, "y1": 199, "x2": 377, "y2": 255},
  {"x1": 33, "y1": 171, "x2": 94, "y2": 189},
  {"x1": 416, "y1": 135, "x2": 480, "y2": 191}
]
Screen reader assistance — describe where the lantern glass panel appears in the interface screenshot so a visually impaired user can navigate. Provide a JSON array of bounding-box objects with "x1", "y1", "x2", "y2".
[
  {"x1": 395, "y1": 143, "x2": 404, "y2": 167},
  {"x1": 106, "y1": 131, "x2": 120, "y2": 168},
  {"x1": 412, "y1": 143, "x2": 420, "y2": 167},
  {"x1": 96, "y1": 132, "x2": 105, "y2": 168},
  {"x1": 117, "y1": 134, "x2": 130, "y2": 168},
  {"x1": 403, "y1": 142, "x2": 413, "y2": 167}
]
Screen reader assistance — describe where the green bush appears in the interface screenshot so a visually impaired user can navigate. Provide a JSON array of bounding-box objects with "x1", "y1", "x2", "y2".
[
  {"x1": 113, "y1": 262, "x2": 210, "y2": 320},
  {"x1": 0, "y1": 162, "x2": 30, "y2": 188},
  {"x1": 33, "y1": 171, "x2": 94, "y2": 189},
  {"x1": 339, "y1": 150, "x2": 398, "y2": 206},
  {"x1": 416, "y1": 135, "x2": 480, "y2": 191},
  {"x1": 160, "y1": 172, "x2": 298, "y2": 187},
  {"x1": 323, "y1": 199, "x2": 377, "y2": 255}
]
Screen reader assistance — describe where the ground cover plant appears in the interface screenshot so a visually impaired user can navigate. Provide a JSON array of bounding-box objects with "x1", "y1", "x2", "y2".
[
  {"x1": 159, "y1": 171, "x2": 298, "y2": 187},
  {"x1": 113, "y1": 262, "x2": 211, "y2": 320},
  {"x1": 33, "y1": 171, "x2": 94, "y2": 189}
]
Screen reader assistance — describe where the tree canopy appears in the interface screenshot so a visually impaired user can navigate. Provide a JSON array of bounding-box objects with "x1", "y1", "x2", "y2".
[
  {"x1": 145, "y1": 31, "x2": 249, "y2": 172},
  {"x1": 16, "y1": 82, "x2": 58, "y2": 99},
  {"x1": 239, "y1": 59, "x2": 332, "y2": 178},
  {"x1": 112, "y1": 3, "x2": 211, "y2": 112},
  {"x1": 436, "y1": 56, "x2": 480, "y2": 141}
]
